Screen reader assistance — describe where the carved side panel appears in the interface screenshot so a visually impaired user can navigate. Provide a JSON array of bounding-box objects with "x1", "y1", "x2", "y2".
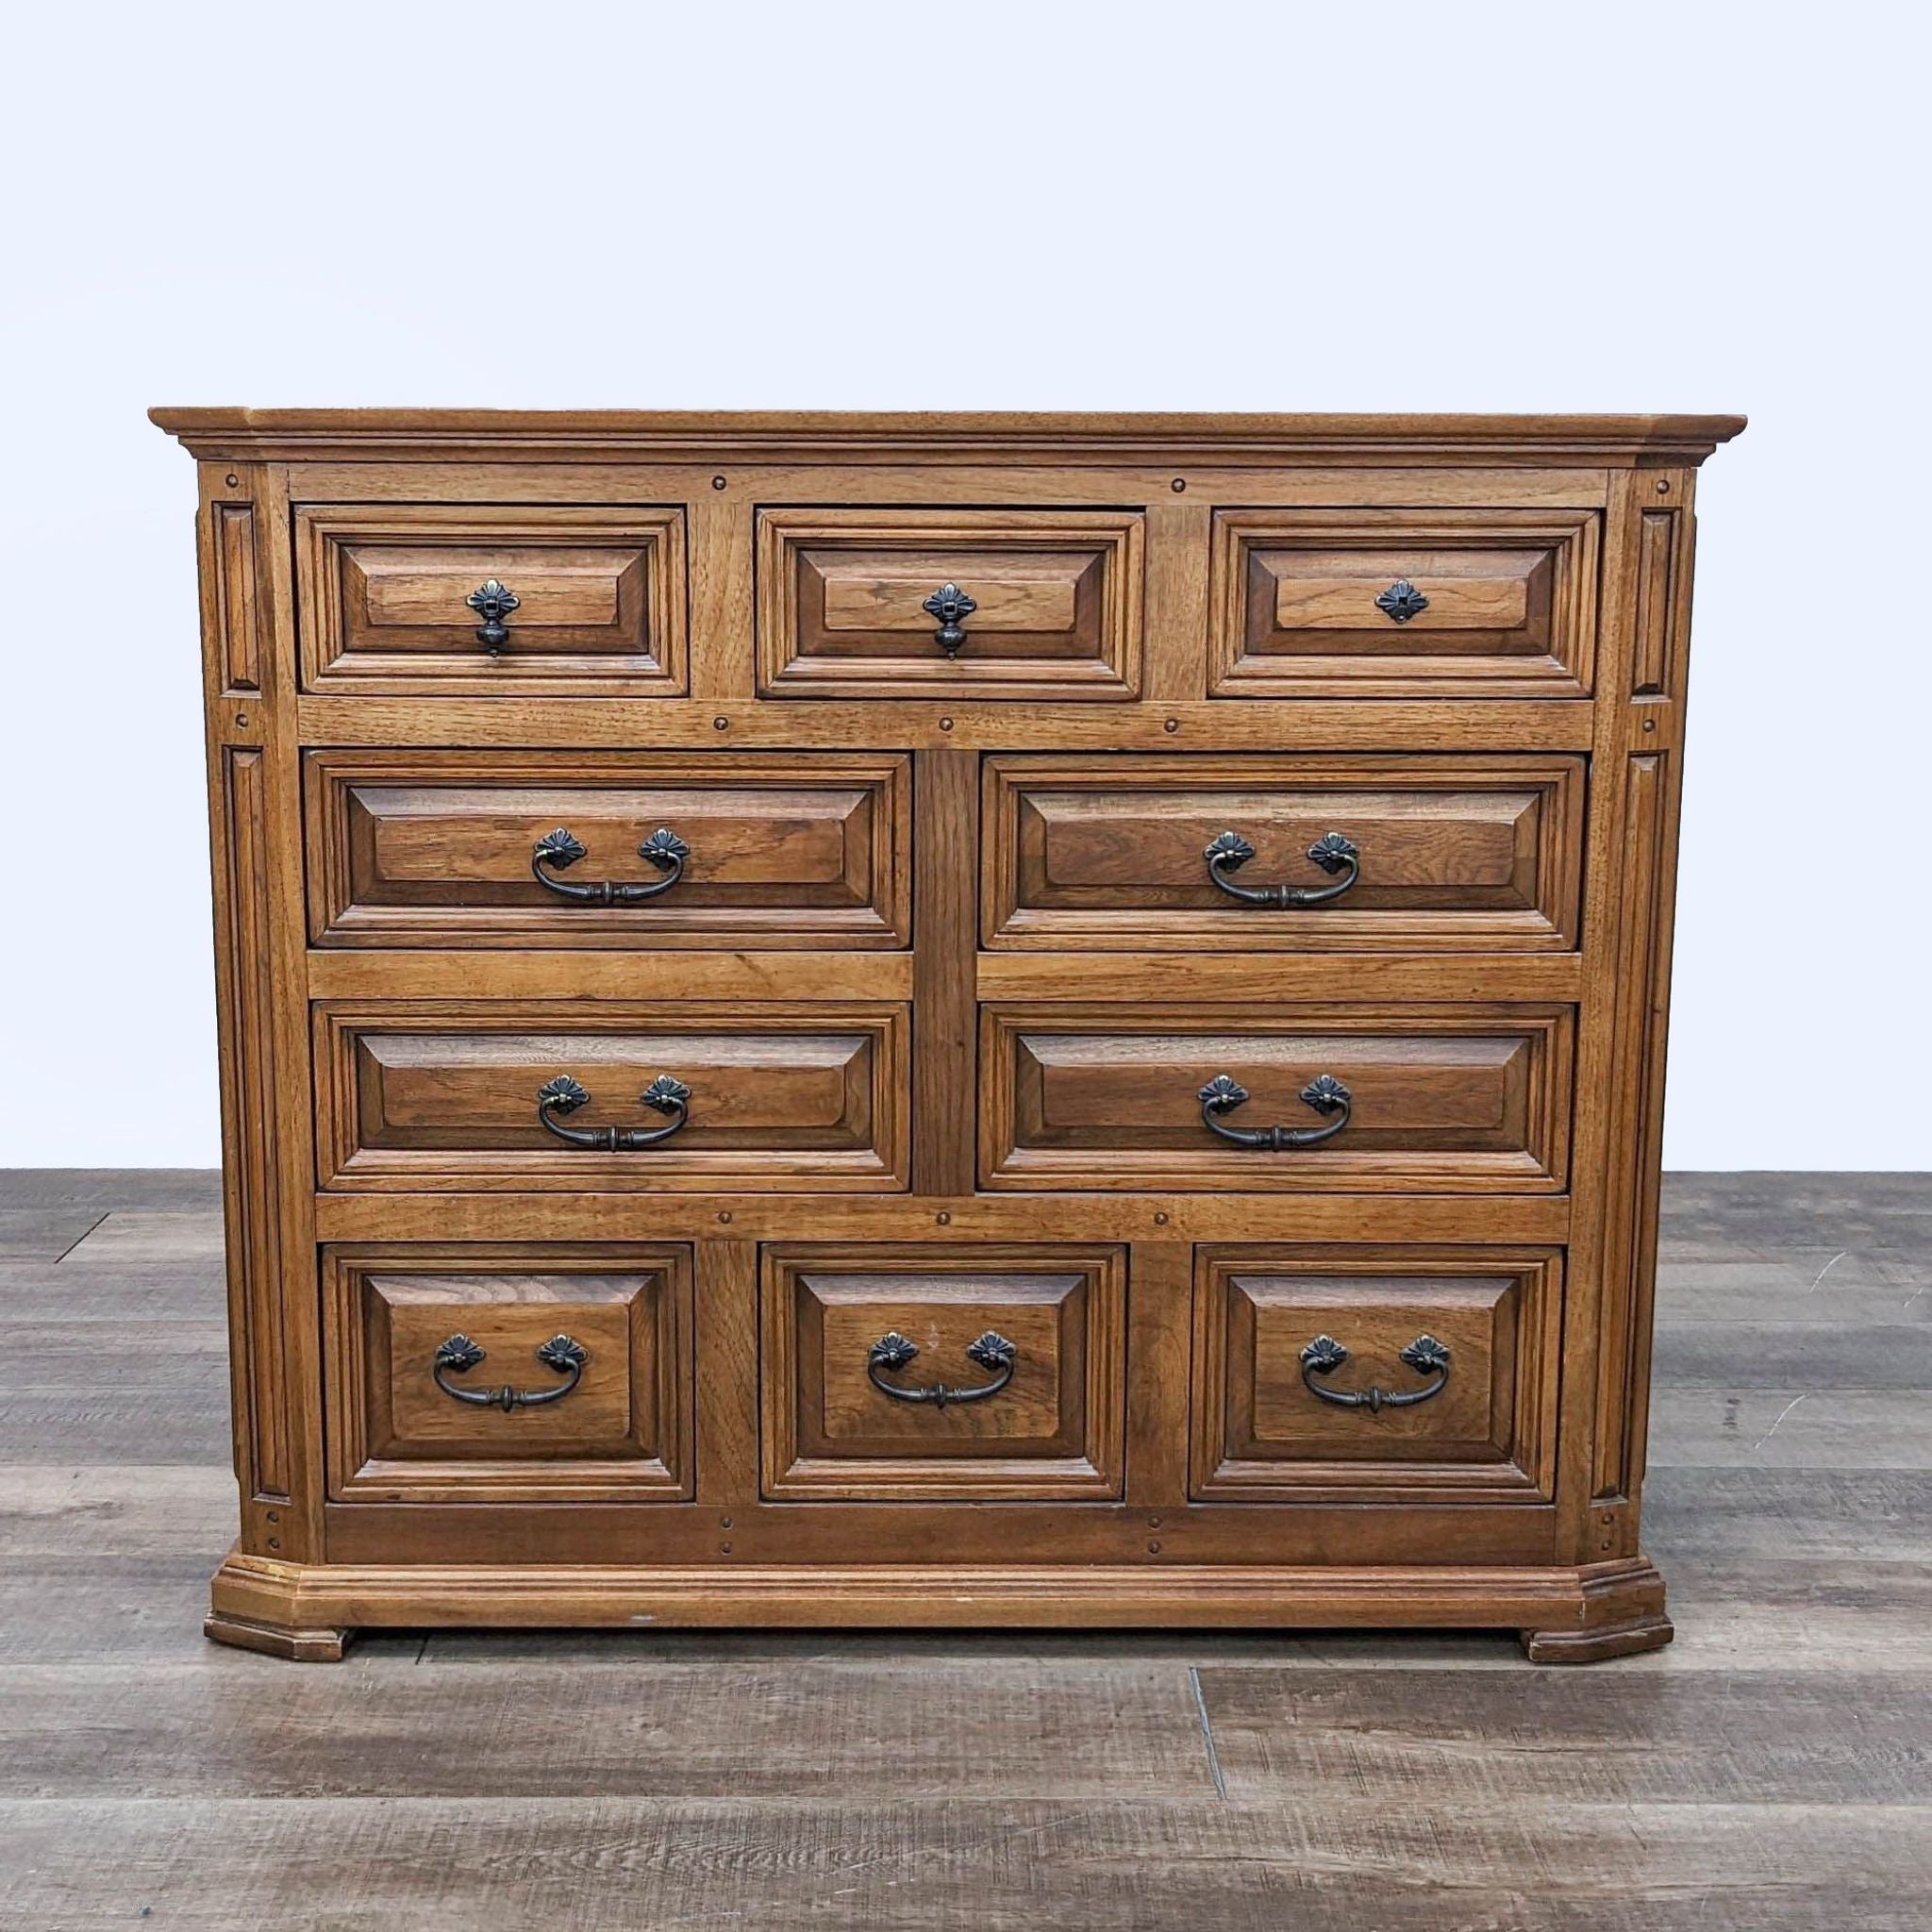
[
  {"x1": 1591, "y1": 752, "x2": 1673, "y2": 1500},
  {"x1": 212, "y1": 747, "x2": 290, "y2": 1500},
  {"x1": 211, "y1": 503, "x2": 262, "y2": 694},
  {"x1": 199, "y1": 470, "x2": 312, "y2": 1555},
  {"x1": 1588, "y1": 471, "x2": 1700, "y2": 1512},
  {"x1": 1631, "y1": 503, "x2": 1694, "y2": 698}
]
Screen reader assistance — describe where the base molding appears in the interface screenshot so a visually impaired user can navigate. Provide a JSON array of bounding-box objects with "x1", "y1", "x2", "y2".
[
  {"x1": 207, "y1": 1547, "x2": 1668, "y2": 1662},
  {"x1": 204, "y1": 1610, "x2": 353, "y2": 1662},
  {"x1": 1519, "y1": 1613, "x2": 1674, "y2": 1663}
]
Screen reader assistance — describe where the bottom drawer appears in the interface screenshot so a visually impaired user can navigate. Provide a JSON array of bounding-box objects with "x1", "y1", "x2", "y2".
[
  {"x1": 324, "y1": 1244, "x2": 693, "y2": 1503},
  {"x1": 761, "y1": 1244, "x2": 1127, "y2": 1500},
  {"x1": 1191, "y1": 1245, "x2": 1561, "y2": 1503}
]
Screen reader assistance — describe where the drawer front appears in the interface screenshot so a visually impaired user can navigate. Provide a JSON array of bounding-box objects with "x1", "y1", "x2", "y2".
[
  {"x1": 756, "y1": 508, "x2": 1143, "y2": 699},
  {"x1": 984, "y1": 754, "x2": 1583, "y2": 951},
  {"x1": 1191, "y1": 1246, "x2": 1560, "y2": 1502},
  {"x1": 761, "y1": 1244, "x2": 1126, "y2": 1499},
  {"x1": 1209, "y1": 508, "x2": 1599, "y2": 698},
  {"x1": 306, "y1": 750, "x2": 911, "y2": 949},
  {"x1": 316, "y1": 1003, "x2": 909, "y2": 1191},
  {"x1": 323, "y1": 1243, "x2": 692, "y2": 1503},
  {"x1": 981, "y1": 1005, "x2": 1572, "y2": 1192},
  {"x1": 296, "y1": 504, "x2": 687, "y2": 694}
]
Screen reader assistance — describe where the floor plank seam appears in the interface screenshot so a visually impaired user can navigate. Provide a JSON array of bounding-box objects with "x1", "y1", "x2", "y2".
[
  {"x1": 1189, "y1": 1666, "x2": 1227, "y2": 1801},
  {"x1": 48, "y1": 1213, "x2": 108, "y2": 1263}
]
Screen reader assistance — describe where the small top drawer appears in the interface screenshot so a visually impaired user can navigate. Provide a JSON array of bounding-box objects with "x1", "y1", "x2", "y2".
[
  {"x1": 756, "y1": 508, "x2": 1143, "y2": 700},
  {"x1": 296, "y1": 504, "x2": 687, "y2": 694},
  {"x1": 984, "y1": 754, "x2": 1583, "y2": 951},
  {"x1": 1209, "y1": 508, "x2": 1600, "y2": 698}
]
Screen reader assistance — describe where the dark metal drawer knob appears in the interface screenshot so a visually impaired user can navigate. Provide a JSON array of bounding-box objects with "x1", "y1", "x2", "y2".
[
  {"x1": 922, "y1": 582, "x2": 976, "y2": 657},
  {"x1": 433, "y1": 1332, "x2": 589, "y2": 1410},
  {"x1": 536, "y1": 1073, "x2": 691, "y2": 1150},
  {"x1": 1205, "y1": 830, "x2": 1360, "y2": 908},
  {"x1": 1299, "y1": 1333, "x2": 1450, "y2": 1412},
  {"x1": 532, "y1": 826, "x2": 690, "y2": 905},
  {"x1": 1374, "y1": 579, "x2": 1429, "y2": 623},
  {"x1": 466, "y1": 578, "x2": 521, "y2": 653},
  {"x1": 1198, "y1": 1072, "x2": 1352, "y2": 1149},
  {"x1": 867, "y1": 1329, "x2": 1017, "y2": 1408}
]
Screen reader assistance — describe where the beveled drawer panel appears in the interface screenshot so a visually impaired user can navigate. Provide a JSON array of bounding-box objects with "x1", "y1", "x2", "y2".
[
  {"x1": 760, "y1": 1244, "x2": 1126, "y2": 1500},
  {"x1": 983, "y1": 754, "x2": 1583, "y2": 950},
  {"x1": 1209, "y1": 508, "x2": 1599, "y2": 698},
  {"x1": 315, "y1": 1002, "x2": 909, "y2": 1191},
  {"x1": 756, "y1": 507, "x2": 1143, "y2": 699},
  {"x1": 305, "y1": 750, "x2": 910, "y2": 949},
  {"x1": 1191, "y1": 1246, "x2": 1560, "y2": 1503},
  {"x1": 981, "y1": 1005, "x2": 1572, "y2": 1193},
  {"x1": 323, "y1": 1243, "x2": 692, "y2": 1504},
  {"x1": 295, "y1": 503, "x2": 688, "y2": 694}
]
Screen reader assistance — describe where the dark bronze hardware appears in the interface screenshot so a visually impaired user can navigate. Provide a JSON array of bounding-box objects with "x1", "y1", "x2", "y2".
[
  {"x1": 922, "y1": 582, "x2": 976, "y2": 657},
  {"x1": 1204, "y1": 829, "x2": 1360, "y2": 908},
  {"x1": 531, "y1": 826, "x2": 690, "y2": 905},
  {"x1": 1198, "y1": 1072, "x2": 1352, "y2": 1149},
  {"x1": 432, "y1": 1332, "x2": 589, "y2": 1410},
  {"x1": 466, "y1": 578, "x2": 520, "y2": 653},
  {"x1": 867, "y1": 1329, "x2": 1017, "y2": 1408},
  {"x1": 1299, "y1": 1333, "x2": 1451, "y2": 1412},
  {"x1": 536, "y1": 1073, "x2": 691, "y2": 1149},
  {"x1": 1374, "y1": 579, "x2": 1429, "y2": 623}
]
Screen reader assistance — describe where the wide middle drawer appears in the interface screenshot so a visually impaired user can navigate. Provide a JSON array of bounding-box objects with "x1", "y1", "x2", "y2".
[
  {"x1": 314, "y1": 1001, "x2": 910, "y2": 1191},
  {"x1": 306, "y1": 751, "x2": 911, "y2": 949},
  {"x1": 983, "y1": 753, "x2": 1583, "y2": 950},
  {"x1": 981, "y1": 1004, "x2": 1573, "y2": 1192}
]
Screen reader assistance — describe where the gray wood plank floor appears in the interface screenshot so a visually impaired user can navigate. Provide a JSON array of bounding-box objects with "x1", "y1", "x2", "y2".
[{"x1": 1, "y1": 1171, "x2": 1927, "y2": 1928}]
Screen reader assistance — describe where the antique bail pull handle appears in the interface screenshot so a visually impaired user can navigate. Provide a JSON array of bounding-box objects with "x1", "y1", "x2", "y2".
[
  {"x1": 433, "y1": 1332, "x2": 589, "y2": 1410},
  {"x1": 531, "y1": 826, "x2": 690, "y2": 905},
  {"x1": 536, "y1": 1074, "x2": 691, "y2": 1149},
  {"x1": 1204, "y1": 830, "x2": 1360, "y2": 908},
  {"x1": 1299, "y1": 1334, "x2": 1451, "y2": 1412},
  {"x1": 922, "y1": 582, "x2": 976, "y2": 657},
  {"x1": 867, "y1": 1330, "x2": 1017, "y2": 1408},
  {"x1": 1198, "y1": 1073, "x2": 1352, "y2": 1149},
  {"x1": 467, "y1": 578, "x2": 520, "y2": 653}
]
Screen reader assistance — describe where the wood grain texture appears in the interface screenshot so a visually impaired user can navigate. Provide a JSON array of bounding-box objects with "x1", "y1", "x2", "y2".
[
  {"x1": 304, "y1": 748, "x2": 911, "y2": 949},
  {"x1": 293, "y1": 693, "x2": 1604, "y2": 752},
  {"x1": 980, "y1": 1003, "x2": 1574, "y2": 1193},
  {"x1": 312, "y1": 1000, "x2": 911, "y2": 1192},
  {"x1": 9, "y1": 1176, "x2": 1932, "y2": 1929},
  {"x1": 911, "y1": 747, "x2": 978, "y2": 1194},
  {"x1": 982, "y1": 752, "x2": 1585, "y2": 952},
  {"x1": 0, "y1": 1797, "x2": 1921, "y2": 1932},
  {"x1": 307, "y1": 1189, "x2": 1574, "y2": 1248},
  {"x1": 756, "y1": 506, "x2": 1144, "y2": 700},
  {"x1": 293, "y1": 503, "x2": 689, "y2": 696},
  {"x1": 147, "y1": 412, "x2": 1746, "y2": 1662},
  {"x1": 322, "y1": 1243, "x2": 693, "y2": 1503},
  {"x1": 759, "y1": 1243, "x2": 1127, "y2": 1500},
  {"x1": 1190, "y1": 1245, "x2": 1562, "y2": 1504},
  {"x1": 1208, "y1": 507, "x2": 1601, "y2": 698},
  {"x1": 0, "y1": 1169, "x2": 221, "y2": 1210},
  {"x1": 149, "y1": 408, "x2": 1749, "y2": 464}
]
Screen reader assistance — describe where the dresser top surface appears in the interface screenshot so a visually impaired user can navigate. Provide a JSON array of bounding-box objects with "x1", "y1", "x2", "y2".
[{"x1": 149, "y1": 408, "x2": 1746, "y2": 466}]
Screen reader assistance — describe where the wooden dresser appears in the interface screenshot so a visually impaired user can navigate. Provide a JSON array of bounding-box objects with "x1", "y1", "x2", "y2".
[{"x1": 153, "y1": 409, "x2": 1742, "y2": 1661}]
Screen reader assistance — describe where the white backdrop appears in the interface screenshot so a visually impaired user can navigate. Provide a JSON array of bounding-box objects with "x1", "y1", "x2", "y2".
[{"x1": 2, "y1": 4, "x2": 1924, "y2": 1169}]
